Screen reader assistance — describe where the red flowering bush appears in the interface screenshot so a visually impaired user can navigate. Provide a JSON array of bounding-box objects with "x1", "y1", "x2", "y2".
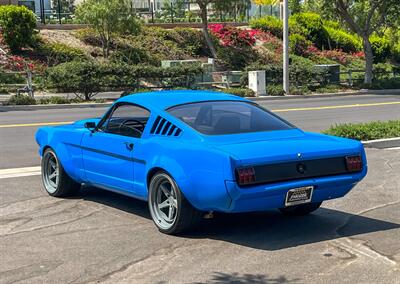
[
  {"x1": 304, "y1": 45, "x2": 364, "y2": 66},
  {"x1": 5, "y1": 55, "x2": 31, "y2": 71},
  {"x1": 209, "y1": 24, "x2": 256, "y2": 47},
  {"x1": 351, "y1": 51, "x2": 365, "y2": 58}
]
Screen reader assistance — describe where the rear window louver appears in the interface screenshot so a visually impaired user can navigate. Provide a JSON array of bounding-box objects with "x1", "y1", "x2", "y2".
[{"x1": 150, "y1": 116, "x2": 182, "y2": 137}]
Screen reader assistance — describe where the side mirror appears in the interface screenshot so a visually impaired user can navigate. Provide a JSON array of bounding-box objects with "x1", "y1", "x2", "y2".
[{"x1": 84, "y1": 121, "x2": 96, "y2": 132}]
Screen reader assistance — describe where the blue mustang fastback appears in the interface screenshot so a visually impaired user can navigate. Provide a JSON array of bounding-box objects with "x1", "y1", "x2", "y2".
[{"x1": 36, "y1": 90, "x2": 367, "y2": 234}]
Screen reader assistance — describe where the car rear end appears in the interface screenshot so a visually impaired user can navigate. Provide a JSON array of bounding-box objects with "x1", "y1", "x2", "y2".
[{"x1": 209, "y1": 130, "x2": 367, "y2": 213}]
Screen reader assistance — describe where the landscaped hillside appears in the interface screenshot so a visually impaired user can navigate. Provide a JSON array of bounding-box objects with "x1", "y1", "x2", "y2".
[{"x1": 1, "y1": 3, "x2": 399, "y2": 101}]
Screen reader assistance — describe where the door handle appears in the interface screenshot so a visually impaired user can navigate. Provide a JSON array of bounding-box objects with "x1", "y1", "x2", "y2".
[{"x1": 124, "y1": 142, "x2": 134, "y2": 151}]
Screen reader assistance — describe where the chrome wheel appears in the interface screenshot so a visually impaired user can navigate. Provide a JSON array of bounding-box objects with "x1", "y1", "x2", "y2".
[
  {"x1": 149, "y1": 173, "x2": 178, "y2": 230},
  {"x1": 42, "y1": 151, "x2": 59, "y2": 194}
]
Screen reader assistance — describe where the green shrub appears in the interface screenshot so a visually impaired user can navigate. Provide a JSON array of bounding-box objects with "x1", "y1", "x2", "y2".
[
  {"x1": 325, "y1": 26, "x2": 362, "y2": 52},
  {"x1": 37, "y1": 96, "x2": 81, "y2": 104},
  {"x1": 289, "y1": 33, "x2": 311, "y2": 56},
  {"x1": 221, "y1": 88, "x2": 255, "y2": 97},
  {"x1": 45, "y1": 60, "x2": 103, "y2": 100},
  {"x1": 0, "y1": 5, "x2": 37, "y2": 52},
  {"x1": 109, "y1": 45, "x2": 152, "y2": 65},
  {"x1": 45, "y1": 61, "x2": 204, "y2": 100},
  {"x1": 37, "y1": 42, "x2": 87, "y2": 65},
  {"x1": 126, "y1": 28, "x2": 189, "y2": 64},
  {"x1": 74, "y1": 28, "x2": 104, "y2": 47},
  {"x1": 324, "y1": 120, "x2": 400, "y2": 141},
  {"x1": 0, "y1": 70, "x2": 25, "y2": 84},
  {"x1": 3, "y1": 94, "x2": 36, "y2": 105},
  {"x1": 392, "y1": 42, "x2": 400, "y2": 62},
  {"x1": 242, "y1": 56, "x2": 327, "y2": 88},
  {"x1": 266, "y1": 85, "x2": 284, "y2": 96},
  {"x1": 217, "y1": 45, "x2": 257, "y2": 70},
  {"x1": 370, "y1": 35, "x2": 391, "y2": 63},
  {"x1": 365, "y1": 78, "x2": 400, "y2": 89},
  {"x1": 164, "y1": 28, "x2": 209, "y2": 57},
  {"x1": 373, "y1": 63, "x2": 394, "y2": 80},
  {"x1": 290, "y1": 12, "x2": 329, "y2": 49},
  {"x1": 290, "y1": 86, "x2": 310, "y2": 95},
  {"x1": 250, "y1": 16, "x2": 283, "y2": 38}
]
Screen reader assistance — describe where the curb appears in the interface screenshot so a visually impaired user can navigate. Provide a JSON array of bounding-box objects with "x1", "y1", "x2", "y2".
[
  {"x1": 0, "y1": 102, "x2": 113, "y2": 112},
  {"x1": 362, "y1": 137, "x2": 400, "y2": 149},
  {"x1": 251, "y1": 88, "x2": 400, "y2": 101},
  {"x1": 1, "y1": 88, "x2": 399, "y2": 111}
]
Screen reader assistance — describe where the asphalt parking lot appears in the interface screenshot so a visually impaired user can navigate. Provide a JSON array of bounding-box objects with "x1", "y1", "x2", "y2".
[{"x1": 0, "y1": 148, "x2": 399, "y2": 284}]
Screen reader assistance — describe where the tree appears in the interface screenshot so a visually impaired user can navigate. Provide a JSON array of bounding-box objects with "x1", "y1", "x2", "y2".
[
  {"x1": 52, "y1": 0, "x2": 75, "y2": 14},
  {"x1": 214, "y1": 0, "x2": 251, "y2": 21},
  {"x1": 326, "y1": 0, "x2": 400, "y2": 84},
  {"x1": 75, "y1": 0, "x2": 141, "y2": 58},
  {"x1": 195, "y1": 0, "x2": 218, "y2": 58}
]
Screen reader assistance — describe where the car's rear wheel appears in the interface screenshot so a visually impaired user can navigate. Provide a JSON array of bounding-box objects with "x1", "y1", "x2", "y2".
[
  {"x1": 279, "y1": 202, "x2": 322, "y2": 216},
  {"x1": 41, "y1": 148, "x2": 80, "y2": 197},
  {"x1": 148, "y1": 171, "x2": 202, "y2": 235}
]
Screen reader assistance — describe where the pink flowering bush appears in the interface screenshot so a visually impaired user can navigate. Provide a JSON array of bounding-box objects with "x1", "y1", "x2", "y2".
[{"x1": 209, "y1": 24, "x2": 256, "y2": 47}]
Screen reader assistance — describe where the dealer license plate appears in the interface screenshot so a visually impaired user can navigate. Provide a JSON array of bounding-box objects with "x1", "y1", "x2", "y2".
[{"x1": 285, "y1": 186, "x2": 314, "y2": 207}]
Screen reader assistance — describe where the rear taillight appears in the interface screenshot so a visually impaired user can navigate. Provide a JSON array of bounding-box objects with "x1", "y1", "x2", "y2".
[
  {"x1": 236, "y1": 167, "x2": 256, "y2": 185},
  {"x1": 346, "y1": 155, "x2": 362, "y2": 172}
]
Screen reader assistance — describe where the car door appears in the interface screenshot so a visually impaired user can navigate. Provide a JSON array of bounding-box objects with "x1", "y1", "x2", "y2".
[{"x1": 81, "y1": 103, "x2": 150, "y2": 194}]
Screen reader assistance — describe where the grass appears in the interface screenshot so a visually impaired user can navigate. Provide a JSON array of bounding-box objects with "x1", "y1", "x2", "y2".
[{"x1": 323, "y1": 120, "x2": 400, "y2": 141}]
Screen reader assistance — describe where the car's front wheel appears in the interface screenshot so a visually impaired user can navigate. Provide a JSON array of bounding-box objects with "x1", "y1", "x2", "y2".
[
  {"x1": 148, "y1": 171, "x2": 202, "y2": 235},
  {"x1": 41, "y1": 148, "x2": 81, "y2": 197},
  {"x1": 279, "y1": 202, "x2": 322, "y2": 216}
]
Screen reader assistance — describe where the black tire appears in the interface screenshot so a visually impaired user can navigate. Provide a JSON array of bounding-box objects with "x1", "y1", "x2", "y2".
[
  {"x1": 41, "y1": 148, "x2": 81, "y2": 197},
  {"x1": 148, "y1": 171, "x2": 202, "y2": 235},
  {"x1": 279, "y1": 202, "x2": 322, "y2": 216}
]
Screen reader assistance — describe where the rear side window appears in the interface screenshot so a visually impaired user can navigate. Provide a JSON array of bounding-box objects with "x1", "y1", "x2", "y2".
[{"x1": 167, "y1": 101, "x2": 294, "y2": 135}]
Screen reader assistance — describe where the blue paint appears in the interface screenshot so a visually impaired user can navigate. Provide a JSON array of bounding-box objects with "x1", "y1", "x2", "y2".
[{"x1": 36, "y1": 90, "x2": 367, "y2": 212}]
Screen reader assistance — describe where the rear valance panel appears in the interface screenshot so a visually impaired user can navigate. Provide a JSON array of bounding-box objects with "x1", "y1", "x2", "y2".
[{"x1": 238, "y1": 157, "x2": 354, "y2": 186}]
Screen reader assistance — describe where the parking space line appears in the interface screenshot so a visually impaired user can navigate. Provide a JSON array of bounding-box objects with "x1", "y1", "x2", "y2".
[{"x1": 0, "y1": 166, "x2": 41, "y2": 179}]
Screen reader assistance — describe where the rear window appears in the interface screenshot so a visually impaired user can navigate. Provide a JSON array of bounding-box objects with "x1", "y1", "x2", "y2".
[{"x1": 167, "y1": 101, "x2": 294, "y2": 135}]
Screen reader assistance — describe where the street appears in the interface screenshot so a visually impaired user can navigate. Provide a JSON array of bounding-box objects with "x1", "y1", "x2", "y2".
[
  {"x1": 0, "y1": 93, "x2": 399, "y2": 283},
  {"x1": 0, "y1": 94, "x2": 399, "y2": 169}
]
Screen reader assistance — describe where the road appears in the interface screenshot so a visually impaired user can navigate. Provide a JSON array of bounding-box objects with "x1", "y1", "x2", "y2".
[{"x1": 0, "y1": 93, "x2": 399, "y2": 169}]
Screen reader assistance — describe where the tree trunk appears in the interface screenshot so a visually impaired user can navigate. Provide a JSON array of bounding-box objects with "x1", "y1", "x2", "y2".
[
  {"x1": 362, "y1": 35, "x2": 373, "y2": 85},
  {"x1": 199, "y1": 3, "x2": 217, "y2": 58}
]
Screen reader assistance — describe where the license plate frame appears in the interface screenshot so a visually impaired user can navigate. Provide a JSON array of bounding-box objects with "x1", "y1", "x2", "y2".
[{"x1": 285, "y1": 186, "x2": 314, "y2": 207}]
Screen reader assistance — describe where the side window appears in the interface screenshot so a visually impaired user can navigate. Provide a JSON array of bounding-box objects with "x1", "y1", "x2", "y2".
[{"x1": 99, "y1": 104, "x2": 150, "y2": 138}]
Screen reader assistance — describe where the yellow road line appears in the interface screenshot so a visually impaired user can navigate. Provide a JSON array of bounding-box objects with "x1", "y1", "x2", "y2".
[
  {"x1": 0, "y1": 121, "x2": 73, "y2": 128},
  {"x1": 272, "y1": 101, "x2": 400, "y2": 113},
  {"x1": 0, "y1": 101, "x2": 399, "y2": 128}
]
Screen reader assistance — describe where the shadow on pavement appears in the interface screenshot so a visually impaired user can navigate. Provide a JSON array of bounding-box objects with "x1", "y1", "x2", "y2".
[
  {"x1": 79, "y1": 187, "x2": 400, "y2": 251},
  {"x1": 192, "y1": 272, "x2": 299, "y2": 284}
]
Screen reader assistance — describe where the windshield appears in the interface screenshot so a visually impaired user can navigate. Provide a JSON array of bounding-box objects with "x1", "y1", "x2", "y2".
[{"x1": 167, "y1": 101, "x2": 294, "y2": 135}]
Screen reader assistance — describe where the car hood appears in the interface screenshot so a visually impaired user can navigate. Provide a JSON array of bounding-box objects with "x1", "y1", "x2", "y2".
[{"x1": 205, "y1": 129, "x2": 364, "y2": 165}]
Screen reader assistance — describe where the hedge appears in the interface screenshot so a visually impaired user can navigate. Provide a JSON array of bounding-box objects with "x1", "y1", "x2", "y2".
[
  {"x1": 250, "y1": 16, "x2": 283, "y2": 38},
  {"x1": 324, "y1": 120, "x2": 400, "y2": 141},
  {"x1": 0, "y1": 5, "x2": 36, "y2": 51},
  {"x1": 45, "y1": 61, "x2": 204, "y2": 100},
  {"x1": 325, "y1": 26, "x2": 362, "y2": 52}
]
